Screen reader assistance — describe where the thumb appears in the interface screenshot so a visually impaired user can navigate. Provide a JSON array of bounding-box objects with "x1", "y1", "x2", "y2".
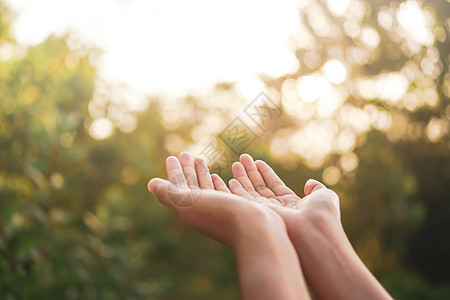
[
  {"x1": 147, "y1": 178, "x2": 179, "y2": 209},
  {"x1": 304, "y1": 179, "x2": 327, "y2": 196}
]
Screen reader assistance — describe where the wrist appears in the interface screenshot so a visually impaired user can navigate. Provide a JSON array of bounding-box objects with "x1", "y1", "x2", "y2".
[
  {"x1": 286, "y1": 206, "x2": 343, "y2": 243},
  {"x1": 232, "y1": 210, "x2": 309, "y2": 300},
  {"x1": 286, "y1": 210, "x2": 392, "y2": 300},
  {"x1": 232, "y1": 206, "x2": 288, "y2": 251}
]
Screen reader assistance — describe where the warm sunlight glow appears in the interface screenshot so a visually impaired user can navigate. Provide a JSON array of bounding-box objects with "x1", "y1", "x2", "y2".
[
  {"x1": 356, "y1": 73, "x2": 409, "y2": 104},
  {"x1": 360, "y1": 27, "x2": 380, "y2": 48},
  {"x1": 5, "y1": 0, "x2": 444, "y2": 170},
  {"x1": 326, "y1": 0, "x2": 350, "y2": 16},
  {"x1": 297, "y1": 74, "x2": 329, "y2": 103},
  {"x1": 396, "y1": 0, "x2": 434, "y2": 48},
  {"x1": 322, "y1": 59, "x2": 347, "y2": 84},
  {"x1": 89, "y1": 118, "x2": 114, "y2": 140},
  {"x1": 317, "y1": 88, "x2": 342, "y2": 118},
  {"x1": 289, "y1": 121, "x2": 337, "y2": 164},
  {"x1": 322, "y1": 166, "x2": 341, "y2": 185},
  {"x1": 6, "y1": 0, "x2": 301, "y2": 98},
  {"x1": 426, "y1": 118, "x2": 447, "y2": 142},
  {"x1": 340, "y1": 152, "x2": 359, "y2": 173}
]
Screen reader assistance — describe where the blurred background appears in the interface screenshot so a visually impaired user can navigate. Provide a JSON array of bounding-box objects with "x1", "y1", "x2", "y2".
[{"x1": 0, "y1": 0, "x2": 449, "y2": 299}]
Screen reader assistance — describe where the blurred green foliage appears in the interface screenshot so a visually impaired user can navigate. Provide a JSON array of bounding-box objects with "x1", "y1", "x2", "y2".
[
  {"x1": 1, "y1": 0, "x2": 449, "y2": 299},
  {"x1": 0, "y1": 9, "x2": 238, "y2": 300}
]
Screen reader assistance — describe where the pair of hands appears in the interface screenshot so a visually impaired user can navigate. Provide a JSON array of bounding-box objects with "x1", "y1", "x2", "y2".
[
  {"x1": 147, "y1": 152, "x2": 341, "y2": 249},
  {"x1": 148, "y1": 153, "x2": 392, "y2": 300}
]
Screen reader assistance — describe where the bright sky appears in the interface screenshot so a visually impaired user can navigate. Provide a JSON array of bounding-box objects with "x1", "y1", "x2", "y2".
[
  {"x1": 5, "y1": 0, "x2": 444, "y2": 174},
  {"x1": 5, "y1": 0, "x2": 301, "y2": 98}
]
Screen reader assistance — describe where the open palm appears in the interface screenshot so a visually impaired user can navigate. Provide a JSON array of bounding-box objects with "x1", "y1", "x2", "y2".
[
  {"x1": 147, "y1": 152, "x2": 286, "y2": 247},
  {"x1": 227, "y1": 154, "x2": 341, "y2": 229}
]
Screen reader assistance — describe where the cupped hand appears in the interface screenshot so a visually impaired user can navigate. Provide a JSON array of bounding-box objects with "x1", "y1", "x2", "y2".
[
  {"x1": 226, "y1": 154, "x2": 393, "y2": 300},
  {"x1": 147, "y1": 152, "x2": 285, "y2": 248},
  {"x1": 228, "y1": 154, "x2": 342, "y2": 231}
]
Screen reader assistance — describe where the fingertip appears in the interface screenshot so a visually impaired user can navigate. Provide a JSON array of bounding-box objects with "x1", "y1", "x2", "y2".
[
  {"x1": 231, "y1": 162, "x2": 245, "y2": 176},
  {"x1": 306, "y1": 178, "x2": 321, "y2": 187},
  {"x1": 239, "y1": 153, "x2": 253, "y2": 161},
  {"x1": 231, "y1": 161, "x2": 241, "y2": 169},
  {"x1": 304, "y1": 178, "x2": 326, "y2": 195},
  {"x1": 179, "y1": 152, "x2": 193, "y2": 165},
  {"x1": 147, "y1": 178, "x2": 161, "y2": 193},
  {"x1": 228, "y1": 178, "x2": 239, "y2": 188},
  {"x1": 166, "y1": 156, "x2": 178, "y2": 164},
  {"x1": 194, "y1": 157, "x2": 204, "y2": 165},
  {"x1": 255, "y1": 159, "x2": 268, "y2": 167},
  {"x1": 179, "y1": 151, "x2": 191, "y2": 159},
  {"x1": 256, "y1": 160, "x2": 272, "y2": 173},
  {"x1": 242, "y1": 154, "x2": 257, "y2": 168},
  {"x1": 306, "y1": 178, "x2": 316, "y2": 184}
]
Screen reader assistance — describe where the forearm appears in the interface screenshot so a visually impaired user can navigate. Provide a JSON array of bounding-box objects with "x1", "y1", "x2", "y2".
[
  {"x1": 234, "y1": 225, "x2": 310, "y2": 300},
  {"x1": 290, "y1": 214, "x2": 391, "y2": 300}
]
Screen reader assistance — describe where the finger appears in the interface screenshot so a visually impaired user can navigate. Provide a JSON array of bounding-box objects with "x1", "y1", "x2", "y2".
[
  {"x1": 255, "y1": 160, "x2": 295, "y2": 196},
  {"x1": 231, "y1": 162, "x2": 260, "y2": 198},
  {"x1": 239, "y1": 154, "x2": 276, "y2": 198},
  {"x1": 211, "y1": 174, "x2": 231, "y2": 193},
  {"x1": 166, "y1": 156, "x2": 188, "y2": 188},
  {"x1": 229, "y1": 179, "x2": 279, "y2": 206},
  {"x1": 229, "y1": 179, "x2": 253, "y2": 200},
  {"x1": 147, "y1": 178, "x2": 178, "y2": 209},
  {"x1": 179, "y1": 152, "x2": 199, "y2": 188},
  {"x1": 149, "y1": 177, "x2": 203, "y2": 208},
  {"x1": 194, "y1": 158, "x2": 214, "y2": 189},
  {"x1": 304, "y1": 179, "x2": 327, "y2": 196}
]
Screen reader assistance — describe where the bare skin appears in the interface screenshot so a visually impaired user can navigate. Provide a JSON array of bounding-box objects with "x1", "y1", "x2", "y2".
[
  {"x1": 228, "y1": 154, "x2": 392, "y2": 300},
  {"x1": 147, "y1": 152, "x2": 310, "y2": 300}
]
